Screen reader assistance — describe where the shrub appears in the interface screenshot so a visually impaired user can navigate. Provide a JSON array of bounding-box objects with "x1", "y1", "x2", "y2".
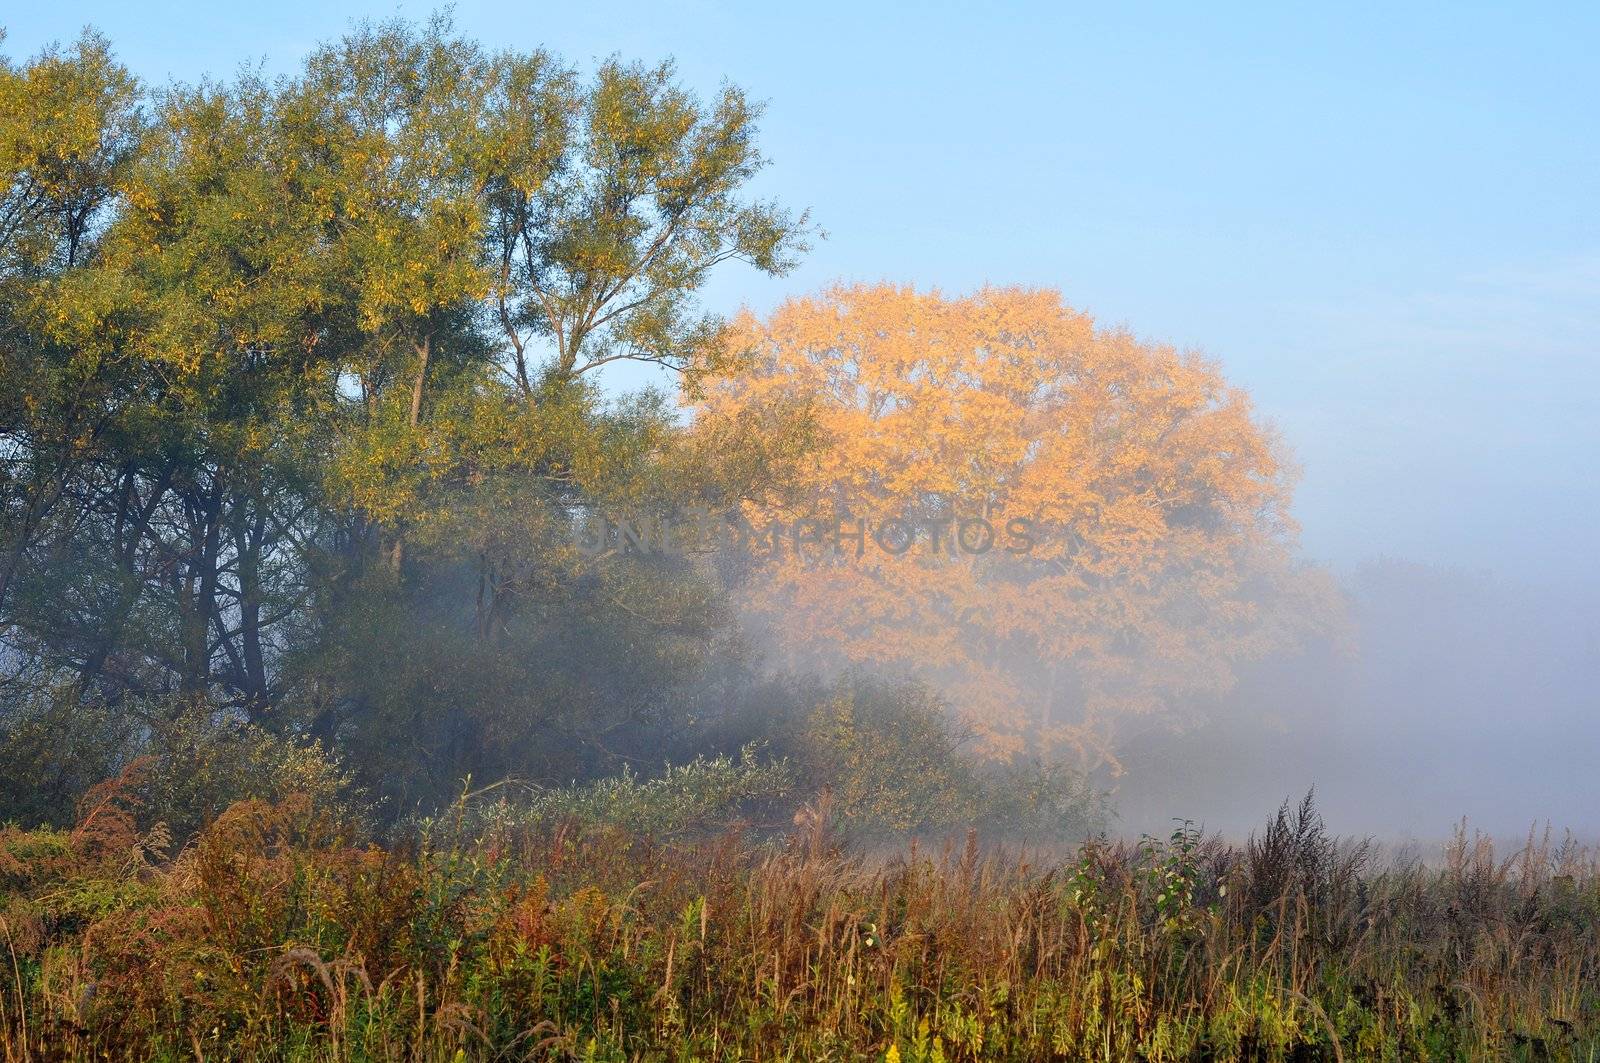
[
  {"x1": 132, "y1": 701, "x2": 367, "y2": 843},
  {"x1": 787, "y1": 674, "x2": 1109, "y2": 839},
  {"x1": 975, "y1": 756, "x2": 1109, "y2": 840},
  {"x1": 0, "y1": 680, "x2": 138, "y2": 828},
  {"x1": 794, "y1": 676, "x2": 983, "y2": 833},
  {"x1": 426, "y1": 744, "x2": 794, "y2": 842},
  {"x1": 0, "y1": 689, "x2": 364, "y2": 841}
]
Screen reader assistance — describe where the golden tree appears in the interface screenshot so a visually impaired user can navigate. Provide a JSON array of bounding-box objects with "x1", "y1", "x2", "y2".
[{"x1": 693, "y1": 283, "x2": 1324, "y2": 767}]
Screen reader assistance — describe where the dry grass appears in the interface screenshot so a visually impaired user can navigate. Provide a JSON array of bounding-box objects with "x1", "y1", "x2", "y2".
[{"x1": 1, "y1": 781, "x2": 1597, "y2": 1061}]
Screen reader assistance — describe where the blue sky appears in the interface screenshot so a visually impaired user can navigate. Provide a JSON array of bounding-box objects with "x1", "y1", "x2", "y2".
[{"x1": 6, "y1": 1, "x2": 1597, "y2": 583}]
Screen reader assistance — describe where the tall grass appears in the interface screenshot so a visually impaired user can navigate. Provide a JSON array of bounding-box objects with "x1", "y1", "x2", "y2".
[{"x1": 1, "y1": 780, "x2": 1596, "y2": 1061}]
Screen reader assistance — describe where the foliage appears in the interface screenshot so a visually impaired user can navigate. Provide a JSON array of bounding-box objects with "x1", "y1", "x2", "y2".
[
  {"x1": 692, "y1": 284, "x2": 1339, "y2": 767},
  {"x1": 1, "y1": 790, "x2": 1597, "y2": 1060},
  {"x1": 788, "y1": 674, "x2": 1108, "y2": 838},
  {"x1": 0, "y1": 684, "x2": 360, "y2": 838},
  {"x1": 413, "y1": 676, "x2": 1106, "y2": 845},
  {"x1": 130, "y1": 698, "x2": 365, "y2": 843},
  {"x1": 0, "y1": 679, "x2": 139, "y2": 828},
  {"x1": 0, "y1": 17, "x2": 808, "y2": 823},
  {"x1": 425, "y1": 744, "x2": 795, "y2": 842}
]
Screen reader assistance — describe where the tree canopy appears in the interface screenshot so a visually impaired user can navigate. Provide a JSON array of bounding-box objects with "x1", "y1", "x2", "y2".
[
  {"x1": 0, "y1": 20, "x2": 809, "y2": 814},
  {"x1": 1, "y1": 20, "x2": 1325, "y2": 822},
  {"x1": 693, "y1": 284, "x2": 1331, "y2": 766}
]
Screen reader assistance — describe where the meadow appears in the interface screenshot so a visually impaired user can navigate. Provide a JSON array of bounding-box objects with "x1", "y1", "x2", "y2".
[{"x1": 3, "y1": 778, "x2": 1596, "y2": 1062}]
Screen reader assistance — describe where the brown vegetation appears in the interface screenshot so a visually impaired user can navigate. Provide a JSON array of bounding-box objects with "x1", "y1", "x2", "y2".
[{"x1": 2, "y1": 781, "x2": 1596, "y2": 1061}]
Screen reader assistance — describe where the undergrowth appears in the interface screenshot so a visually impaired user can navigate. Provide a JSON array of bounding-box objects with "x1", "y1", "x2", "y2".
[{"x1": 1, "y1": 778, "x2": 1596, "y2": 1061}]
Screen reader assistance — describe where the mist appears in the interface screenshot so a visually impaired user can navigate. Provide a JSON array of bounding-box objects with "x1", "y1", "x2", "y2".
[
  {"x1": 5, "y1": 8, "x2": 1600, "y2": 1055},
  {"x1": 1113, "y1": 558, "x2": 1600, "y2": 839}
]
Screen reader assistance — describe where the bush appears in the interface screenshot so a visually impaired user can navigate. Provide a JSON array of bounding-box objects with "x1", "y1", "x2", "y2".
[
  {"x1": 0, "y1": 680, "x2": 138, "y2": 828},
  {"x1": 426, "y1": 744, "x2": 794, "y2": 841},
  {"x1": 788, "y1": 674, "x2": 1108, "y2": 839},
  {"x1": 0, "y1": 686, "x2": 363, "y2": 841},
  {"x1": 976, "y1": 756, "x2": 1109, "y2": 840},
  {"x1": 132, "y1": 700, "x2": 367, "y2": 842},
  {"x1": 794, "y1": 677, "x2": 983, "y2": 833}
]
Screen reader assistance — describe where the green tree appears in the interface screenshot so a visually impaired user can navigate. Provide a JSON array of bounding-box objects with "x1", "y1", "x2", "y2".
[
  {"x1": 0, "y1": 18, "x2": 811, "y2": 819},
  {"x1": 0, "y1": 30, "x2": 142, "y2": 627}
]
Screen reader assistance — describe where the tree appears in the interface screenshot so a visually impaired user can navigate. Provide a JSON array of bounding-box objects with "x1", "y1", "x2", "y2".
[
  {"x1": 4, "y1": 67, "x2": 352, "y2": 717},
  {"x1": 0, "y1": 30, "x2": 142, "y2": 629},
  {"x1": 482, "y1": 53, "x2": 808, "y2": 386},
  {"x1": 693, "y1": 284, "x2": 1330, "y2": 768},
  {"x1": 0, "y1": 19, "x2": 811, "y2": 814},
  {"x1": 291, "y1": 20, "x2": 810, "y2": 799}
]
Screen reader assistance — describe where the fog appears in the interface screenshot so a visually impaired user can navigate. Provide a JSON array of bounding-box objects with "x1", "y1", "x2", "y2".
[{"x1": 1114, "y1": 558, "x2": 1600, "y2": 840}]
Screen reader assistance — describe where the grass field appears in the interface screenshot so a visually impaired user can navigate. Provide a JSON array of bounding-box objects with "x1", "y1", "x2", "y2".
[{"x1": 2, "y1": 783, "x2": 1597, "y2": 1062}]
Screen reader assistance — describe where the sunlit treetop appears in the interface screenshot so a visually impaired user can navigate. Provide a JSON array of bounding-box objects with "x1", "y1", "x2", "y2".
[{"x1": 694, "y1": 284, "x2": 1333, "y2": 766}]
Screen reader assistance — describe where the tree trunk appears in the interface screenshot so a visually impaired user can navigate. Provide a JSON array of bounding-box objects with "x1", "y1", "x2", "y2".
[{"x1": 390, "y1": 334, "x2": 433, "y2": 574}]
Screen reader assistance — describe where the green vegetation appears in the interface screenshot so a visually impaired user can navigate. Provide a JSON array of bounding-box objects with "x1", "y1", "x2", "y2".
[
  {"x1": 0, "y1": 15, "x2": 812, "y2": 822},
  {"x1": 2, "y1": 786, "x2": 1597, "y2": 1060},
  {"x1": 2, "y1": 15, "x2": 1593, "y2": 1062}
]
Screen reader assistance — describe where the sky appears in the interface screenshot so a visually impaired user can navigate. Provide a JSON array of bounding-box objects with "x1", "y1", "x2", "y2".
[{"x1": 5, "y1": 1, "x2": 1598, "y2": 582}]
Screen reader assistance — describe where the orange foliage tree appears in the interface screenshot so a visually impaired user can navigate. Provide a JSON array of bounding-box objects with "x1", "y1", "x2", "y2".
[{"x1": 691, "y1": 284, "x2": 1327, "y2": 768}]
